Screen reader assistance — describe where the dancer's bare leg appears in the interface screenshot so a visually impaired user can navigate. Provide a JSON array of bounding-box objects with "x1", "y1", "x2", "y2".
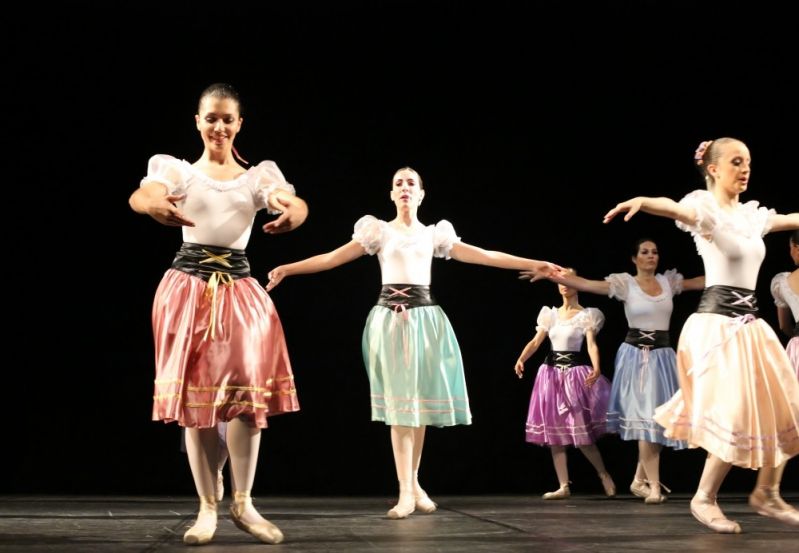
[
  {"x1": 227, "y1": 418, "x2": 283, "y2": 543},
  {"x1": 690, "y1": 453, "x2": 740, "y2": 533},
  {"x1": 639, "y1": 441, "x2": 666, "y2": 503},
  {"x1": 388, "y1": 425, "x2": 416, "y2": 519},
  {"x1": 411, "y1": 426, "x2": 437, "y2": 512},
  {"x1": 578, "y1": 444, "x2": 616, "y2": 497},
  {"x1": 183, "y1": 427, "x2": 219, "y2": 544},
  {"x1": 542, "y1": 446, "x2": 570, "y2": 499}
]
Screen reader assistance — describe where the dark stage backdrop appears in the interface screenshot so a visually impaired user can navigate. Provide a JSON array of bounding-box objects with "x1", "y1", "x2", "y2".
[{"x1": 8, "y1": 1, "x2": 797, "y2": 496}]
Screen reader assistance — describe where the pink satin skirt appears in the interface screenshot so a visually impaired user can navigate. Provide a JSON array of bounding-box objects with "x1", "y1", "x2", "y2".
[
  {"x1": 151, "y1": 269, "x2": 299, "y2": 428},
  {"x1": 654, "y1": 313, "x2": 799, "y2": 468}
]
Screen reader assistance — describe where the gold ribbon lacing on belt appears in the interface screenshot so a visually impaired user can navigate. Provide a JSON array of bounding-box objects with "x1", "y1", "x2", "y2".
[{"x1": 200, "y1": 250, "x2": 234, "y2": 341}]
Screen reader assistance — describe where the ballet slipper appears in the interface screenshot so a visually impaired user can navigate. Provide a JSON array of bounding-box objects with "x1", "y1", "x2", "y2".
[
  {"x1": 542, "y1": 484, "x2": 571, "y2": 500},
  {"x1": 183, "y1": 496, "x2": 217, "y2": 545},
  {"x1": 598, "y1": 472, "x2": 616, "y2": 498},
  {"x1": 749, "y1": 486, "x2": 799, "y2": 526},
  {"x1": 629, "y1": 478, "x2": 651, "y2": 499},
  {"x1": 229, "y1": 491, "x2": 284, "y2": 544},
  {"x1": 690, "y1": 491, "x2": 741, "y2": 534}
]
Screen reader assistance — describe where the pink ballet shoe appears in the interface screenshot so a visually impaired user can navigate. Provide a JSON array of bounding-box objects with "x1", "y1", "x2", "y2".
[
  {"x1": 690, "y1": 492, "x2": 741, "y2": 534},
  {"x1": 183, "y1": 496, "x2": 217, "y2": 545},
  {"x1": 598, "y1": 472, "x2": 616, "y2": 498},
  {"x1": 644, "y1": 482, "x2": 671, "y2": 505},
  {"x1": 629, "y1": 478, "x2": 651, "y2": 499},
  {"x1": 414, "y1": 489, "x2": 437, "y2": 514},
  {"x1": 749, "y1": 486, "x2": 799, "y2": 526},
  {"x1": 542, "y1": 484, "x2": 570, "y2": 500},
  {"x1": 387, "y1": 491, "x2": 416, "y2": 519},
  {"x1": 230, "y1": 491, "x2": 284, "y2": 544}
]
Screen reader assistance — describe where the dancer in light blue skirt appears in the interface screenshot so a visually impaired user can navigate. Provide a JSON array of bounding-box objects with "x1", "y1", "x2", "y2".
[{"x1": 267, "y1": 167, "x2": 557, "y2": 519}]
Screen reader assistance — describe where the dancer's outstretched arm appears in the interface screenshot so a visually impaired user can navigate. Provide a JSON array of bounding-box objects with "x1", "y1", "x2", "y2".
[
  {"x1": 449, "y1": 242, "x2": 560, "y2": 279},
  {"x1": 514, "y1": 328, "x2": 548, "y2": 378},
  {"x1": 603, "y1": 196, "x2": 697, "y2": 226},
  {"x1": 266, "y1": 241, "x2": 365, "y2": 291}
]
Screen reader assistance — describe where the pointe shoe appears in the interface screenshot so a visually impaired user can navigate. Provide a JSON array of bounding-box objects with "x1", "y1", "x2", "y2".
[
  {"x1": 599, "y1": 472, "x2": 616, "y2": 498},
  {"x1": 644, "y1": 482, "x2": 671, "y2": 505},
  {"x1": 230, "y1": 491, "x2": 284, "y2": 544},
  {"x1": 387, "y1": 492, "x2": 416, "y2": 519},
  {"x1": 749, "y1": 486, "x2": 799, "y2": 526},
  {"x1": 215, "y1": 470, "x2": 224, "y2": 502},
  {"x1": 414, "y1": 489, "x2": 438, "y2": 514},
  {"x1": 630, "y1": 478, "x2": 651, "y2": 499},
  {"x1": 183, "y1": 496, "x2": 217, "y2": 545},
  {"x1": 690, "y1": 492, "x2": 742, "y2": 534},
  {"x1": 542, "y1": 484, "x2": 571, "y2": 500}
]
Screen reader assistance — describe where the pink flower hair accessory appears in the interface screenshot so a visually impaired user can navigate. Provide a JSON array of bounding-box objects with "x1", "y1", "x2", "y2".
[{"x1": 694, "y1": 140, "x2": 713, "y2": 165}]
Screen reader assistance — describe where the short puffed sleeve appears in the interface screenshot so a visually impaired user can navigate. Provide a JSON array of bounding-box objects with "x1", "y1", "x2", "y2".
[
  {"x1": 352, "y1": 215, "x2": 386, "y2": 255},
  {"x1": 140, "y1": 154, "x2": 188, "y2": 195},
  {"x1": 249, "y1": 161, "x2": 297, "y2": 214},
  {"x1": 771, "y1": 272, "x2": 789, "y2": 308},
  {"x1": 605, "y1": 273, "x2": 630, "y2": 301},
  {"x1": 432, "y1": 220, "x2": 461, "y2": 259},
  {"x1": 663, "y1": 268, "x2": 685, "y2": 296},
  {"x1": 740, "y1": 200, "x2": 776, "y2": 237},
  {"x1": 580, "y1": 307, "x2": 605, "y2": 334},
  {"x1": 535, "y1": 306, "x2": 556, "y2": 333},
  {"x1": 674, "y1": 190, "x2": 719, "y2": 237}
]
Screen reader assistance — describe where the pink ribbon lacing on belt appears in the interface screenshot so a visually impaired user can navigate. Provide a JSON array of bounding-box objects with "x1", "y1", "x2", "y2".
[
  {"x1": 688, "y1": 291, "x2": 757, "y2": 378},
  {"x1": 387, "y1": 287, "x2": 413, "y2": 364}
]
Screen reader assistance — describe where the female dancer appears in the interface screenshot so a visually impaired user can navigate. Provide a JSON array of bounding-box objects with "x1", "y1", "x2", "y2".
[
  {"x1": 514, "y1": 269, "x2": 616, "y2": 499},
  {"x1": 523, "y1": 239, "x2": 704, "y2": 503},
  {"x1": 604, "y1": 137, "x2": 799, "y2": 533},
  {"x1": 771, "y1": 230, "x2": 799, "y2": 376},
  {"x1": 129, "y1": 83, "x2": 308, "y2": 545},
  {"x1": 267, "y1": 166, "x2": 556, "y2": 518}
]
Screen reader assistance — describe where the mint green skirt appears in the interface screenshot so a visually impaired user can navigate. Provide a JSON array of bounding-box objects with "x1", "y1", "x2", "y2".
[{"x1": 362, "y1": 305, "x2": 472, "y2": 427}]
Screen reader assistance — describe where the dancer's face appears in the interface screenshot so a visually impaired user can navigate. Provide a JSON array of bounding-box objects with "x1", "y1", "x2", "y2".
[
  {"x1": 195, "y1": 96, "x2": 242, "y2": 154},
  {"x1": 709, "y1": 140, "x2": 751, "y2": 195},
  {"x1": 390, "y1": 169, "x2": 425, "y2": 209},
  {"x1": 633, "y1": 241, "x2": 659, "y2": 272},
  {"x1": 790, "y1": 240, "x2": 799, "y2": 266}
]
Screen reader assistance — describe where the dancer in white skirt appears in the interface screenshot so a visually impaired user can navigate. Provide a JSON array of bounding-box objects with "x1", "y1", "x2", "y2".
[
  {"x1": 771, "y1": 230, "x2": 799, "y2": 376},
  {"x1": 267, "y1": 167, "x2": 556, "y2": 519},
  {"x1": 604, "y1": 137, "x2": 799, "y2": 533}
]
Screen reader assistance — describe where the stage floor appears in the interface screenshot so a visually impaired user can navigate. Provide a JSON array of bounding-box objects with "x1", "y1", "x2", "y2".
[{"x1": 1, "y1": 494, "x2": 797, "y2": 552}]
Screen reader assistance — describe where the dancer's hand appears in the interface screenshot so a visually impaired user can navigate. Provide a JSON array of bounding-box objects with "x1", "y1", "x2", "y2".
[
  {"x1": 584, "y1": 369, "x2": 600, "y2": 387},
  {"x1": 514, "y1": 360, "x2": 526, "y2": 378},
  {"x1": 147, "y1": 194, "x2": 195, "y2": 227},
  {"x1": 603, "y1": 197, "x2": 644, "y2": 223},
  {"x1": 266, "y1": 266, "x2": 287, "y2": 291},
  {"x1": 263, "y1": 195, "x2": 309, "y2": 234},
  {"x1": 518, "y1": 261, "x2": 563, "y2": 283}
]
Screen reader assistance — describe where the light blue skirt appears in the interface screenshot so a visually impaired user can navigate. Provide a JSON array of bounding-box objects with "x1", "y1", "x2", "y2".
[
  {"x1": 362, "y1": 305, "x2": 471, "y2": 427},
  {"x1": 607, "y1": 343, "x2": 687, "y2": 449}
]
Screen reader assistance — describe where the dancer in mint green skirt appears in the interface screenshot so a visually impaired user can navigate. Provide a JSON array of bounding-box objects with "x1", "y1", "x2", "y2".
[{"x1": 267, "y1": 167, "x2": 558, "y2": 519}]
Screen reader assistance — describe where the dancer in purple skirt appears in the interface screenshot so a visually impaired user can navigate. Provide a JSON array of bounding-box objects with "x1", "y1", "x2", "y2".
[{"x1": 514, "y1": 268, "x2": 616, "y2": 499}]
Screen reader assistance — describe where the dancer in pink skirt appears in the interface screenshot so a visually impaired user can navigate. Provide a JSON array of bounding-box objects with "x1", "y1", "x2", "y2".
[
  {"x1": 771, "y1": 230, "x2": 799, "y2": 377},
  {"x1": 604, "y1": 137, "x2": 799, "y2": 533},
  {"x1": 514, "y1": 268, "x2": 616, "y2": 500},
  {"x1": 129, "y1": 83, "x2": 308, "y2": 545}
]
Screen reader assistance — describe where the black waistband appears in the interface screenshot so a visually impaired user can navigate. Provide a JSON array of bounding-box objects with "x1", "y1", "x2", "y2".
[
  {"x1": 544, "y1": 350, "x2": 589, "y2": 369},
  {"x1": 170, "y1": 242, "x2": 251, "y2": 281},
  {"x1": 624, "y1": 328, "x2": 671, "y2": 349},
  {"x1": 696, "y1": 285, "x2": 758, "y2": 318},
  {"x1": 376, "y1": 284, "x2": 437, "y2": 309}
]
